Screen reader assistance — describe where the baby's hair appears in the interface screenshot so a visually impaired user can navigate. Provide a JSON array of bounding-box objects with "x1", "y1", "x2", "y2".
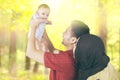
[{"x1": 38, "y1": 4, "x2": 50, "y2": 10}]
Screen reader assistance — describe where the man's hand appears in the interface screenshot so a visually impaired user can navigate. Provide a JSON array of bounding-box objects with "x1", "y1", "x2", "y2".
[{"x1": 30, "y1": 18, "x2": 40, "y2": 29}]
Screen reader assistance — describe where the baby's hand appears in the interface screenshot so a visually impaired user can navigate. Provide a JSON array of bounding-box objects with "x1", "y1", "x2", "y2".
[
  {"x1": 46, "y1": 20, "x2": 52, "y2": 25},
  {"x1": 38, "y1": 18, "x2": 52, "y2": 25}
]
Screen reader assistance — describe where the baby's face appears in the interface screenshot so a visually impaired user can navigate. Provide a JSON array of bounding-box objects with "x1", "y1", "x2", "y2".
[{"x1": 37, "y1": 7, "x2": 50, "y2": 19}]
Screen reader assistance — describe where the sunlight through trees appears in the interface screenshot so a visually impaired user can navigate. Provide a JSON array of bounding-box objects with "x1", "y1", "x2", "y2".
[{"x1": 0, "y1": 0, "x2": 120, "y2": 80}]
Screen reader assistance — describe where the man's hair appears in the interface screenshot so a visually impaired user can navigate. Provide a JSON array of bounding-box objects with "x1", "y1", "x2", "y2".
[
  {"x1": 38, "y1": 4, "x2": 50, "y2": 10},
  {"x1": 71, "y1": 20, "x2": 90, "y2": 38}
]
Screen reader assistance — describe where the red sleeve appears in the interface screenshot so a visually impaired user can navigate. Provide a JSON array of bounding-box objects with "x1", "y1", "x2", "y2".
[{"x1": 44, "y1": 52, "x2": 74, "y2": 72}]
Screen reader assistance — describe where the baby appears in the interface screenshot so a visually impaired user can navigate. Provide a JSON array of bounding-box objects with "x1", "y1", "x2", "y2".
[{"x1": 28, "y1": 4, "x2": 51, "y2": 50}]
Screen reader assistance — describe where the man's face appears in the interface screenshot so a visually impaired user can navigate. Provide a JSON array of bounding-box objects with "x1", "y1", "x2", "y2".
[
  {"x1": 37, "y1": 7, "x2": 50, "y2": 19},
  {"x1": 62, "y1": 26, "x2": 76, "y2": 46}
]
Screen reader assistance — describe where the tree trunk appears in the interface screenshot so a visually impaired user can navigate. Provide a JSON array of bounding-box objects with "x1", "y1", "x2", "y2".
[
  {"x1": 0, "y1": 29, "x2": 5, "y2": 67},
  {"x1": 119, "y1": 29, "x2": 120, "y2": 71},
  {"x1": 98, "y1": 1, "x2": 107, "y2": 48},
  {"x1": 25, "y1": 33, "x2": 31, "y2": 70},
  {"x1": 33, "y1": 62, "x2": 39, "y2": 73},
  {"x1": 0, "y1": 47, "x2": 1, "y2": 67},
  {"x1": 9, "y1": 31, "x2": 17, "y2": 74},
  {"x1": 25, "y1": 56, "x2": 31, "y2": 70}
]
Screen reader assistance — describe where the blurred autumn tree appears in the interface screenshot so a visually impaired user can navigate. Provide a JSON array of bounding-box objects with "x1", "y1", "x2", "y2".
[{"x1": 0, "y1": 0, "x2": 33, "y2": 74}]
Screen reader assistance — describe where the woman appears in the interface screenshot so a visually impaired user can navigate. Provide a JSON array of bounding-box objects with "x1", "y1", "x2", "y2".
[{"x1": 71, "y1": 20, "x2": 120, "y2": 80}]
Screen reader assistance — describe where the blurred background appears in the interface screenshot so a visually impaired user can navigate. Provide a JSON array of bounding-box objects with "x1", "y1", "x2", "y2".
[{"x1": 0, "y1": 0, "x2": 120, "y2": 80}]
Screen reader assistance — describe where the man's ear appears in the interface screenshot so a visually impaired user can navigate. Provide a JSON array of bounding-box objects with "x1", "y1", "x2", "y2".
[{"x1": 71, "y1": 37, "x2": 77, "y2": 44}]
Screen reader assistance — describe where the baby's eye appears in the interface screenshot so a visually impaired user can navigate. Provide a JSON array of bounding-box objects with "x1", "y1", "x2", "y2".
[
  {"x1": 46, "y1": 14, "x2": 49, "y2": 17},
  {"x1": 42, "y1": 13, "x2": 45, "y2": 15}
]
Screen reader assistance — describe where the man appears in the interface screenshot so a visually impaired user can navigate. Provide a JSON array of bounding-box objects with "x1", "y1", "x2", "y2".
[{"x1": 26, "y1": 18, "x2": 79, "y2": 80}]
